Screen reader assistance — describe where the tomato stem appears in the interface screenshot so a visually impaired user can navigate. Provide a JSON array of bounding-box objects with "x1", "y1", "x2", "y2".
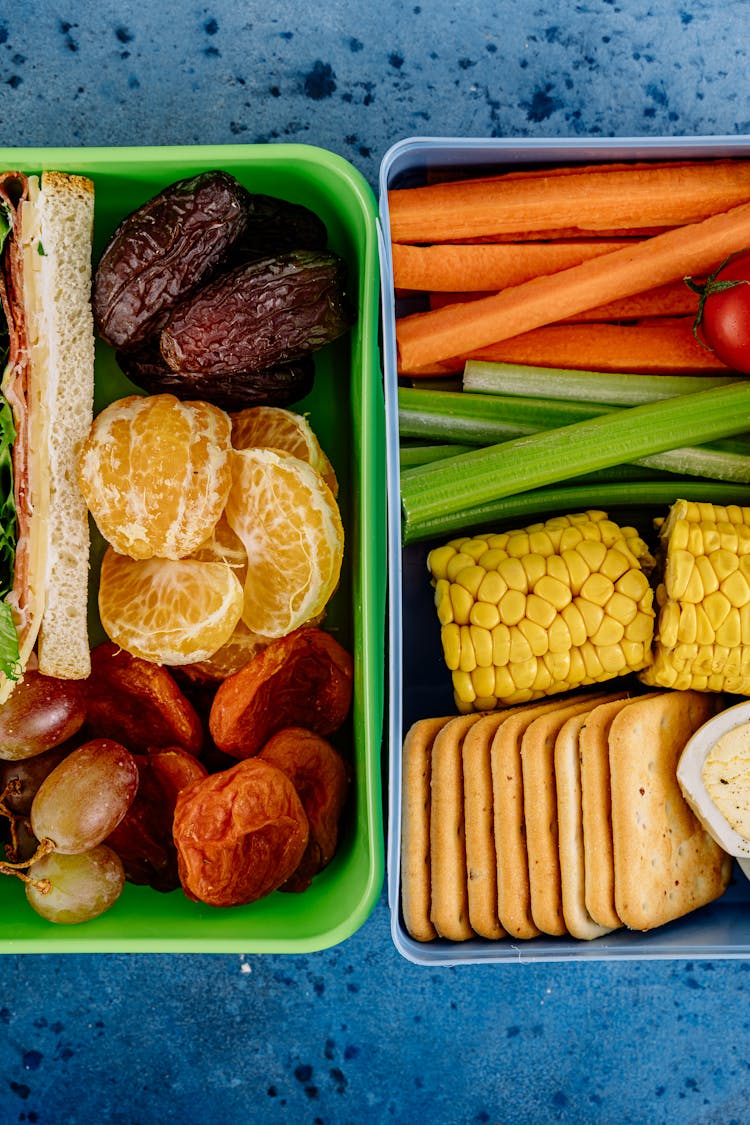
[{"x1": 685, "y1": 253, "x2": 750, "y2": 348}]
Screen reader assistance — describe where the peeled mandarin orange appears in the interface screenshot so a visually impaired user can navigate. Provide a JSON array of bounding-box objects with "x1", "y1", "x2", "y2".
[
  {"x1": 191, "y1": 513, "x2": 247, "y2": 572},
  {"x1": 230, "y1": 405, "x2": 338, "y2": 497},
  {"x1": 98, "y1": 547, "x2": 244, "y2": 666},
  {"x1": 184, "y1": 618, "x2": 273, "y2": 681},
  {"x1": 225, "y1": 448, "x2": 344, "y2": 639},
  {"x1": 78, "y1": 394, "x2": 233, "y2": 560}
]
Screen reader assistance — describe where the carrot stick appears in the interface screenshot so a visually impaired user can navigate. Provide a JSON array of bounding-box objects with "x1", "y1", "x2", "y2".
[
  {"x1": 388, "y1": 159, "x2": 750, "y2": 243},
  {"x1": 392, "y1": 239, "x2": 637, "y2": 292},
  {"x1": 457, "y1": 227, "x2": 669, "y2": 242},
  {"x1": 428, "y1": 280, "x2": 698, "y2": 320},
  {"x1": 395, "y1": 201, "x2": 750, "y2": 372},
  {"x1": 399, "y1": 320, "x2": 732, "y2": 378},
  {"x1": 423, "y1": 159, "x2": 715, "y2": 186}
]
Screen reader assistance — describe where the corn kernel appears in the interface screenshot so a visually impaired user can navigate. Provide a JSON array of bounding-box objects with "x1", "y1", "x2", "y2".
[
  {"x1": 497, "y1": 556, "x2": 528, "y2": 591},
  {"x1": 470, "y1": 624, "x2": 493, "y2": 667},
  {"x1": 528, "y1": 530, "x2": 553, "y2": 556},
  {"x1": 709, "y1": 548, "x2": 739, "y2": 583},
  {"x1": 703, "y1": 589, "x2": 731, "y2": 632},
  {"x1": 687, "y1": 523, "x2": 705, "y2": 557},
  {"x1": 718, "y1": 521, "x2": 739, "y2": 552},
  {"x1": 469, "y1": 601, "x2": 500, "y2": 630},
  {"x1": 427, "y1": 544, "x2": 456, "y2": 580},
  {"x1": 696, "y1": 554, "x2": 720, "y2": 596},
  {"x1": 716, "y1": 607, "x2": 741, "y2": 649},
  {"x1": 511, "y1": 657, "x2": 538, "y2": 690},
  {"x1": 669, "y1": 518, "x2": 690, "y2": 552},
  {"x1": 449, "y1": 583, "x2": 474, "y2": 625},
  {"x1": 541, "y1": 648, "x2": 571, "y2": 679},
  {"x1": 580, "y1": 572, "x2": 615, "y2": 608},
  {"x1": 606, "y1": 590, "x2": 637, "y2": 627},
  {"x1": 521, "y1": 552, "x2": 547, "y2": 588},
  {"x1": 477, "y1": 569, "x2": 508, "y2": 605},
  {"x1": 577, "y1": 539, "x2": 607, "y2": 572},
  {"x1": 454, "y1": 564, "x2": 486, "y2": 597},
  {"x1": 741, "y1": 603, "x2": 750, "y2": 644},
  {"x1": 580, "y1": 642, "x2": 604, "y2": 679},
  {"x1": 441, "y1": 623, "x2": 461, "y2": 670},
  {"x1": 535, "y1": 574, "x2": 573, "y2": 611},
  {"x1": 657, "y1": 601, "x2": 680, "y2": 649},
  {"x1": 509, "y1": 625, "x2": 532, "y2": 664},
  {"x1": 676, "y1": 603, "x2": 697, "y2": 645},
  {"x1": 576, "y1": 597, "x2": 604, "y2": 637},
  {"x1": 561, "y1": 548, "x2": 590, "y2": 595},
  {"x1": 694, "y1": 604, "x2": 715, "y2": 645},
  {"x1": 616, "y1": 568, "x2": 651, "y2": 602},
  {"x1": 518, "y1": 617, "x2": 549, "y2": 657},
  {"x1": 566, "y1": 646, "x2": 585, "y2": 685},
  {"x1": 499, "y1": 589, "x2": 526, "y2": 626},
  {"x1": 561, "y1": 602, "x2": 588, "y2": 648},
  {"x1": 452, "y1": 670, "x2": 476, "y2": 704},
  {"x1": 493, "y1": 665, "x2": 516, "y2": 700},
  {"x1": 477, "y1": 547, "x2": 508, "y2": 572},
  {"x1": 461, "y1": 538, "x2": 489, "y2": 561},
  {"x1": 558, "y1": 525, "x2": 584, "y2": 551},
  {"x1": 591, "y1": 614, "x2": 625, "y2": 647},
  {"x1": 665, "y1": 549, "x2": 695, "y2": 600},
  {"x1": 492, "y1": 623, "x2": 511, "y2": 666},
  {"x1": 625, "y1": 610, "x2": 655, "y2": 644},
  {"x1": 525, "y1": 593, "x2": 557, "y2": 630},
  {"x1": 548, "y1": 614, "x2": 573, "y2": 653},
  {"x1": 701, "y1": 524, "x2": 721, "y2": 554},
  {"x1": 506, "y1": 531, "x2": 530, "y2": 558},
  {"x1": 471, "y1": 665, "x2": 496, "y2": 700},
  {"x1": 531, "y1": 660, "x2": 554, "y2": 693},
  {"x1": 719, "y1": 571, "x2": 750, "y2": 607},
  {"x1": 621, "y1": 639, "x2": 646, "y2": 669},
  {"x1": 459, "y1": 625, "x2": 476, "y2": 672},
  {"x1": 598, "y1": 643, "x2": 627, "y2": 674},
  {"x1": 487, "y1": 533, "x2": 509, "y2": 551},
  {"x1": 546, "y1": 554, "x2": 570, "y2": 585},
  {"x1": 600, "y1": 546, "x2": 631, "y2": 582},
  {"x1": 446, "y1": 552, "x2": 476, "y2": 582}
]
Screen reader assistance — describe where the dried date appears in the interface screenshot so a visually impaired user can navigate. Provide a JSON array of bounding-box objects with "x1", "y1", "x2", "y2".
[
  {"x1": 229, "y1": 193, "x2": 327, "y2": 264},
  {"x1": 172, "y1": 757, "x2": 309, "y2": 906},
  {"x1": 259, "y1": 727, "x2": 348, "y2": 892},
  {"x1": 209, "y1": 626, "x2": 353, "y2": 759},
  {"x1": 117, "y1": 339, "x2": 315, "y2": 412},
  {"x1": 93, "y1": 170, "x2": 250, "y2": 350},
  {"x1": 159, "y1": 250, "x2": 354, "y2": 376}
]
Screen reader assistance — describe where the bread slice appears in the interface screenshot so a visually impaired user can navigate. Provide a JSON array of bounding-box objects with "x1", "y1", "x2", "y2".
[{"x1": 21, "y1": 171, "x2": 95, "y2": 679}]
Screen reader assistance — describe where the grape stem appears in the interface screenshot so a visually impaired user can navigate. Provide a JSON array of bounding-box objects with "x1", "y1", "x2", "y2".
[{"x1": 0, "y1": 781, "x2": 55, "y2": 890}]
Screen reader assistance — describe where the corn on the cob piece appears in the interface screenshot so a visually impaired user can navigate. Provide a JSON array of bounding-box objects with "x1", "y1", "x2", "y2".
[
  {"x1": 428, "y1": 510, "x2": 656, "y2": 710},
  {"x1": 640, "y1": 499, "x2": 750, "y2": 693}
]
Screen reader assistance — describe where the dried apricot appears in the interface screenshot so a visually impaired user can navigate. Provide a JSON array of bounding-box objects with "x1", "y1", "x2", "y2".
[
  {"x1": 209, "y1": 626, "x2": 353, "y2": 759},
  {"x1": 106, "y1": 747, "x2": 208, "y2": 892},
  {"x1": 78, "y1": 394, "x2": 233, "y2": 560},
  {"x1": 173, "y1": 757, "x2": 309, "y2": 906},
  {"x1": 83, "y1": 642, "x2": 204, "y2": 755},
  {"x1": 259, "y1": 727, "x2": 348, "y2": 892}
]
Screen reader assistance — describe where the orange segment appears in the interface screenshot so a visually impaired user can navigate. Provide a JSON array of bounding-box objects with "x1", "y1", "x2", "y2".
[
  {"x1": 79, "y1": 394, "x2": 233, "y2": 560},
  {"x1": 98, "y1": 547, "x2": 244, "y2": 666},
  {"x1": 184, "y1": 618, "x2": 273, "y2": 681},
  {"x1": 225, "y1": 448, "x2": 344, "y2": 639},
  {"x1": 231, "y1": 405, "x2": 338, "y2": 497}
]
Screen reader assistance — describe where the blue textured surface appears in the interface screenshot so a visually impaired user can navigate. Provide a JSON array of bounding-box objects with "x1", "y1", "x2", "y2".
[{"x1": 3, "y1": 3, "x2": 750, "y2": 1123}]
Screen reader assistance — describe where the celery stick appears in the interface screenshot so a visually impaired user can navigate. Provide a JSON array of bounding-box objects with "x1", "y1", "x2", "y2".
[
  {"x1": 400, "y1": 443, "x2": 474, "y2": 467},
  {"x1": 402, "y1": 480, "x2": 750, "y2": 546},
  {"x1": 400, "y1": 381, "x2": 750, "y2": 534},
  {"x1": 462, "y1": 360, "x2": 740, "y2": 405}
]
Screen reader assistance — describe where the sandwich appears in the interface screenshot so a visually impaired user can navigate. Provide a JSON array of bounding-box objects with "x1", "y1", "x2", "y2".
[{"x1": 0, "y1": 169, "x2": 95, "y2": 699}]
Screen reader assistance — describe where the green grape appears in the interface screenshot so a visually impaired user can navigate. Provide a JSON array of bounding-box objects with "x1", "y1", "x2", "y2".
[
  {"x1": 30, "y1": 739, "x2": 139, "y2": 854},
  {"x1": 25, "y1": 845, "x2": 125, "y2": 924}
]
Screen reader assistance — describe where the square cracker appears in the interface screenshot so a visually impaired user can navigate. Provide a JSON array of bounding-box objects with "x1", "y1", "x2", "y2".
[
  {"x1": 609, "y1": 690, "x2": 732, "y2": 931},
  {"x1": 522, "y1": 693, "x2": 626, "y2": 937},
  {"x1": 556, "y1": 708, "x2": 622, "y2": 941},
  {"x1": 430, "y1": 713, "x2": 487, "y2": 941},
  {"x1": 578, "y1": 695, "x2": 659, "y2": 930},
  {"x1": 490, "y1": 692, "x2": 604, "y2": 941},
  {"x1": 462, "y1": 708, "x2": 525, "y2": 940},
  {"x1": 400, "y1": 716, "x2": 454, "y2": 942}
]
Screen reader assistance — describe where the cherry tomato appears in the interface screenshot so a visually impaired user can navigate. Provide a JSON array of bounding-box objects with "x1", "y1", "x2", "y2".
[{"x1": 695, "y1": 252, "x2": 750, "y2": 373}]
